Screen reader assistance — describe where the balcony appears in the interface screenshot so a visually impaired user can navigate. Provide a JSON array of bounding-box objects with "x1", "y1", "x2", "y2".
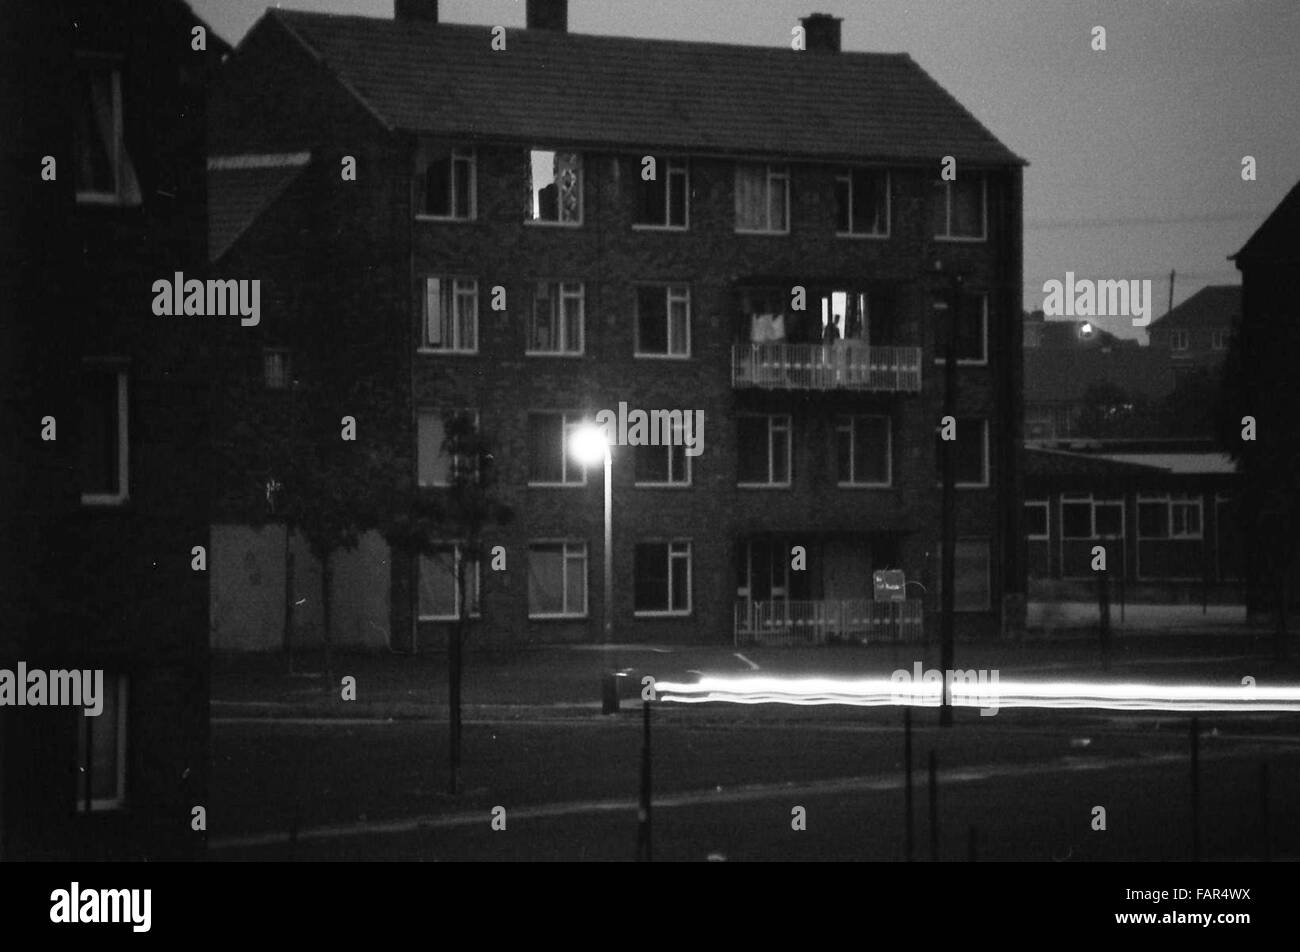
[
  {"x1": 732, "y1": 342, "x2": 923, "y2": 392},
  {"x1": 734, "y1": 599, "x2": 924, "y2": 646}
]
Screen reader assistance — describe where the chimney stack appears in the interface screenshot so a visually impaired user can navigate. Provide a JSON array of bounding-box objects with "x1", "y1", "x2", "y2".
[
  {"x1": 394, "y1": 0, "x2": 438, "y2": 23},
  {"x1": 801, "y1": 13, "x2": 842, "y2": 53},
  {"x1": 527, "y1": 0, "x2": 568, "y2": 31}
]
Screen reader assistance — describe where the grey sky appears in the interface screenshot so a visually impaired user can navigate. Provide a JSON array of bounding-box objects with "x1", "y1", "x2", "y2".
[{"x1": 192, "y1": 0, "x2": 1300, "y2": 340}]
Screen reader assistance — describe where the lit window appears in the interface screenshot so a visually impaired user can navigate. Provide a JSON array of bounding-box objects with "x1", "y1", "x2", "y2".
[
  {"x1": 528, "y1": 542, "x2": 588, "y2": 617},
  {"x1": 419, "y1": 544, "x2": 480, "y2": 620},
  {"x1": 835, "y1": 168, "x2": 889, "y2": 236},
  {"x1": 932, "y1": 176, "x2": 986, "y2": 240},
  {"x1": 80, "y1": 363, "x2": 129, "y2": 506},
  {"x1": 76, "y1": 675, "x2": 127, "y2": 812},
  {"x1": 529, "y1": 282, "x2": 584, "y2": 355},
  {"x1": 735, "y1": 163, "x2": 789, "y2": 233},
  {"x1": 637, "y1": 158, "x2": 689, "y2": 228},
  {"x1": 418, "y1": 144, "x2": 475, "y2": 220},
  {"x1": 422, "y1": 277, "x2": 478, "y2": 352},
  {"x1": 1211, "y1": 329, "x2": 1228, "y2": 351},
  {"x1": 528, "y1": 150, "x2": 582, "y2": 224},
  {"x1": 634, "y1": 541, "x2": 692, "y2": 615}
]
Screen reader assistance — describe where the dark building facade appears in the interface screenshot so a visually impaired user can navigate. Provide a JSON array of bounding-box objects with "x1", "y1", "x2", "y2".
[
  {"x1": 0, "y1": 0, "x2": 224, "y2": 860},
  {"x1": 208, "y1": 0, "x2": 1026, "y2": 653}
]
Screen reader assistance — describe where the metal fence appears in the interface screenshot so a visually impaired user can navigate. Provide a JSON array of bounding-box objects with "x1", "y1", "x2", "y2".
[
  {"x1": 731, "y1": 343, "x2": 923, "y2": 392},
  {"x1": 734, "y1": 598, "x2": 925, "y2": 646}
]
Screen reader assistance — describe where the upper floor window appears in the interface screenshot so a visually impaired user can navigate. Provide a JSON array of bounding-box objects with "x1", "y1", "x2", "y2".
[
  {"x1": 636, "y1": 157, "x2": 689, "y2": 229},
  {"x1": 738, "y1": 415, "x2": 791, "y2": 487},
  {"x1": 932, "y1": 175, "x2": 986, "y2": 241},
  {"x1": 418, "y1": 409, "x2": 479, "y2": 487},
  {"x1": 933, "y1": 292, "x2": 989, "y2": 364},
  {"x1": 419, "y1": 543, "x2": 481, "y2": 620},
  {"x1": 74, "y1": 60, "x2": 141, "y2": 206},
  {"x1": 417, "y1": 144, "x2": 475, "y2": 220},
  {"x1": 635, "y1": 285, "x2": 690, "y2": 358},
  {"x1": 835, "y1": 168, "x2": 889, "y2": 237},
  {"x1": 263, "y1": 348, "x2": 292, "y2": 390},
  {"x1": 634, "y1": 427, "x2": 691, "y2": 487},
  {"x1": 76, "y1": 674, "x2": 128, "y2": 812},
  {"x1": 1211, "y1": 329, "x2": 1229, "y2": 351},
  {"x1": 1024, "y1": 500, "x2": 1050, "y2": 540},
  {"x1": 528, "y1": 412, "x2": 587, "y2": 486},
  {"x1": 936, "y1": 417, "x2": 989, "y2": 488},
  {"x1": 529, "y1": 541, "x2": 589, "y2": 618},
  {"x1": 735, "y1": 163, "x2": 789, "y2": 234},
  {"x1": 422, "y1": 277, "x2": 478, "y2": 353},
  {"x1": 80, "y1": 362, "x2": 129, "y2": 506},
  {"x1": 528, "y1": 150, "x2": 582, "y2": 225},
  {"x1": 529, "y1": 282, "x2": 584, "y2": 355},
  {"x1": 836, "y1": 415, "x2": 891, "y2": 487},
  {"x1": 1170, "y1": 330, "x2": 1190, "y2": 352}
]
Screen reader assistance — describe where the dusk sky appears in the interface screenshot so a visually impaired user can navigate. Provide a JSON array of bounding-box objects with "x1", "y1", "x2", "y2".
[{"x1": 192, "y1": 0, "x2": 1300, "y2": 341}]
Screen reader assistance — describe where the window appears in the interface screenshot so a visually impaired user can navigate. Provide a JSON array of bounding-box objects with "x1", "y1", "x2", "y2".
[
  {"x1": 1139, "y1": 495, "x2": 1202, "y2": 539},
  {"x1": 935, "y1": 418, "x2": 988, "y2": 487},
  {"x1": 417, "y1": 144, "x2": 475, "y2": 220},
  {"x1": 634, "y1": 433, "x2": 691, "y2": 486},
  {"x1": 835, "y1": 168, "x2": 889, "y2": 236},
  {"x1": 263, "y1": 349, "x2": 291, "y2": 390},
  {"x1": 74, "y1": 61, "x2": 140, "y2": 205},
  {"x1": 528, "y1": 542, "x2": 588, "y2": 617},
  {"x1": 76, "y1": 675, "x2": 127, "y2": 812},
  {"x1": 1170, "y1": 330, "x2": 1190, "y2": 352},
  {"x1": 528, "y1": 412, "x2": 587, "y2": 485},
  {"x1": 418, "y1": 544, "x2": 480, "y2": 620},
  {"x1": 934, "y1": 293, "x2": 989, "y2": 364},
  {"x1": 528, "y1": 150, "x2": 582, "y2": 224},
  {"x1": 932, "y1": 176, "x2": 986, "y2": 240},
  {"x1": 1024, "y1": 500, "x2": 1049, "y2": 540},
  {"x1": 738, "y1": 415, "x2": 791, "y2": 486},
  {"x1": 836, "y1": 415, "x2": 891, "y2": 486},
  {"x1": 529, "y1": 282, "x2": 584, "y2": 355},
  {"x1": 735, "y1": 163, "x2": 789, "y2": 233},
  {"x1": 418, "y1": 410, "x2": 478, "y2": 487},
  {"x1": 1211, "y1": 329, "x2": 1228, "y2": 351},
  {"x1": 635, "y1": 285, "x2": 690, "y2": 357},
  {"x1": 636, "y1": 157, "x2": 689, "y2": 229},
  {"x1": 422, "y1": 277, "x2": 478, "y2": 352},
  {"x1": 80, "y1": 363, "x2": 129, "y2": 506},
  {"x1": 634, "y1": 541, "x2": 692, "y2": 615},
  {"x1": 1061, "y1": 495, "x2": 1124, "y2": 539}
]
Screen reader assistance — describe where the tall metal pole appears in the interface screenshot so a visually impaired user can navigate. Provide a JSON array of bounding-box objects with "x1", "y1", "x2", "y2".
[
  {"x1": 939, "y1": 274, "x2": 962, "y2": 727},
  {"x1": 604, "y1": 445, "x2": 613, "y2": 646}
]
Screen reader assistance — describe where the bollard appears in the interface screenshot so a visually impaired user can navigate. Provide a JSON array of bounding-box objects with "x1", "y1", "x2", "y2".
[{"x1": 601, "y1": 671, "x2": 620, "y2": 715}]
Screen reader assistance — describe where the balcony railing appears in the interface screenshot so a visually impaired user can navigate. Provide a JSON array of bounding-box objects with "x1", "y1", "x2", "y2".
[
  {"x1": 734, "y1": 598, "x2": 924, "y2": 647},
  {"x1": 732, "y1": 342, "x2": 923, "y2": 392}
]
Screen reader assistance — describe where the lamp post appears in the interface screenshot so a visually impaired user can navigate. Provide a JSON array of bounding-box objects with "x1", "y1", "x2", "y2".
[
  {"x1": 570, "y1": 422, "x2": 614, "y2": 647},
  {"x1": 932, "y1": 261, "x2": 964, "y2": 727}
]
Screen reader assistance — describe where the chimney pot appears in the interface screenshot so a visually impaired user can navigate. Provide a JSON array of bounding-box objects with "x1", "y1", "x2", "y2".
[
  {"x1": 801, "y1": 12, "x2": 842, "y2": 53},
  {"x1": 395, "y1": 0, "x2": 438, "y2": 23},
  {"x1": 527, "y1": 0, "x2": 568, "y2": 31}
]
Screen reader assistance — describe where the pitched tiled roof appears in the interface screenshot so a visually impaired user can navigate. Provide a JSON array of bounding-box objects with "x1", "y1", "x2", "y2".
[
  {"x1": 1146, "y1": 284, "x2": 1240, "y2": 332},
  {"x1": 1232, "y1": 177, "x2": 1300, "y2": 262},
  {"x1": 265, "y1": 10, "x2": 1024, "y2": 166},
  {"x1": 207, "y1": 153, "x2": 311, "y2": 262}
]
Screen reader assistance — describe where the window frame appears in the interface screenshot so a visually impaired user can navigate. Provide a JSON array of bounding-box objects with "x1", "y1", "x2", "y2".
[
  {"x1": 74, "y1": 59, "x2": 130, "y2": 206},
  {"x1": 933, "y1": 175, "x2": 988, "y2": 242},
  {"x1": 415, "y1": 145, "x2": 477, "y2": 222},
  {"x1": 527, "y1": 540, "x2": 589, "y2": 619},
  {"x1": 419, "y1": 276, "x2": 479, "y2": 354},
  {"x1": 933, "y1": 292, "x2": 989, "y2": 366},
  {"x1": 835, "y1": 414, "x2": 892, "y2": 488},
  {"x1": 525, "y1": 149, "x2": 583, "y2": 227},
  {"x1": 527, "y1": 411, "x2": 589, "y2": 488},
  {"x1": 1138, "y1": 493, "x2": 1203, "y2": 540},
  {"x1": 417, "y1": 408, "x2": 480, "y2": 488},
  {"x1": 80, "y1": 362, "x2": 130, "y2": 507},
  {"x1": 526, "y1": 281, "x2": 585, "y2": 357},
  {"x1": 76, "y1": 674, "x2": 128, "y2": 813},
  {"x1": 1060, "y1": 493, "x2": 1126, "y2": 540},
  {"x1": 633, "y1": 540, "x2": 693, "y2": 617},
  {"x1": 633, "y1": 425, "x2": 693, "y2": 488},
  {"x1": 1023, "y1": 499, "x2": 1050, "y2": 541},
  {"x1": 1211, "y1": 329, "x2": 1228, "y2": 351},
  {"x1": 1170, "y1": 329, "x2": 1190, "y2": 352},
  {"x1": 418, "y1": 543, "x2": 482, "y2": 621},
  {"x1": 834, "y1": 167, "x2": 891, "y2": 238},
  {"x1": 634, "y1": 284, "x2": 692, "y2": 359},
  {"x1": 633, "y1": 157, "x2": 690, "y2": 231},
  {"x1": 734, "y1": 163, "x2": 791, "y2": 235},
  {"x1": 737, "y1": 414, "x2": 793, "y2": 488}
]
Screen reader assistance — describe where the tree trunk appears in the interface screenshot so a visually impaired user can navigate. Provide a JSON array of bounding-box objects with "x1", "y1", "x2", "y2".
[
  {"x1": 284, "y1": 522, "x2": 295, "y2": 675},
  {"x1": 449, "y1": 618, "x2": 462, "y2": 795},
  {"x1": 322, "y1": 552, "x2": 333, "y2": 686}
]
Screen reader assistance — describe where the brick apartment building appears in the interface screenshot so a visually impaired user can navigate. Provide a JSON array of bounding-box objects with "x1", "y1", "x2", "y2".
[
  {"x1": 0, "y1": 0, "x2": 224, "y2": 859},
  {"x1": 207, "y1": 0, "x2": 1026, "y2": 653}
]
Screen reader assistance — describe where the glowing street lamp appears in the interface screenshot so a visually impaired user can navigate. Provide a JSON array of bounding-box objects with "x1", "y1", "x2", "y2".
[{"x1": 569, "y1": 423, "x2": 613, "y2": 648}]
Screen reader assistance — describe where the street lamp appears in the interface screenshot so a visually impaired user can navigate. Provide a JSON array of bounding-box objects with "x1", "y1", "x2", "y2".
[{"x1": 569, "y1": 423, "x2": 613, "y2": 648}]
